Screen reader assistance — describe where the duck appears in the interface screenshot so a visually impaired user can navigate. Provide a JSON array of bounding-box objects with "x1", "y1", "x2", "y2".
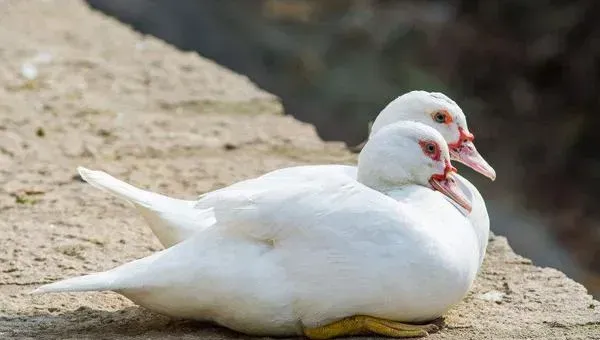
[
  {"x1": 77, "y1": 90, "x2": 492, "y2": 267},
  {"x1": 34, "y1": 121, "x2": 480, "y2": 338}
]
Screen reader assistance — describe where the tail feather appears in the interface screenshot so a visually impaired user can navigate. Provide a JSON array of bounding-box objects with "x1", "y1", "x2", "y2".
[
  {"x1": 31, "y1": 272, "x2": 118, "y2": 294},
  {"x1": 32, "y1": 248, "x2": 171, "y2": 295},
  {"x1": 77, "y1": 166, "x2": 201, "y2": 248},
  {"x1": 78, "y1": 166, "x2": 159, "y2": 208}
]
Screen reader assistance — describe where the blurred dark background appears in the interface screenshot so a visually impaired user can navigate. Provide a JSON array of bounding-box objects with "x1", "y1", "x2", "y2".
[{"x1": 84, "y1": 0, "x2": 600, "y2": 296}]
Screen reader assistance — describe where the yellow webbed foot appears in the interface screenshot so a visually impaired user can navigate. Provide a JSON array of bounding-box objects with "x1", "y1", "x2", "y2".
[{"x1": 304, "y1": 315, "x2": 440, "y2": 339}]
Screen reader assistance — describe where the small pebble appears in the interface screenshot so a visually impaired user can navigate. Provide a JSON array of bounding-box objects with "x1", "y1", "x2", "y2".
[
  {"x1": 477, "y1": 290, "x2": 505, "y2": 303},
  {"x1": 223, "y1": 143, "x2": 237, "y2": 150},
  {"x1": 21, "y1": 62, "x2": 38, "y2": 80}
]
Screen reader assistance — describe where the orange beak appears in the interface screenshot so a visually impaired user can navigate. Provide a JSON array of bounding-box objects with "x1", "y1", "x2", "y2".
[
  {"x1": 428, "y1": 162, "x2": 472, "y2": 213},
  {"x1": 448, "y1": 128, "x2": 496, "y2": 181}
]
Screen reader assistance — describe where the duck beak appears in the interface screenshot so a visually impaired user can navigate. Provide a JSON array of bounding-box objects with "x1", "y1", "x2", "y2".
[
  {"x1": 429, "y1": 164, "x2": 472, "y2": 213},
  {"x1": 448, "y1": 128, "x2": 496, "y2": 181}
]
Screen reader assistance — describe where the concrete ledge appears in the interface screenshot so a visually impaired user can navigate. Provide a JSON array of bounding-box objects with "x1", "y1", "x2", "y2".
[{"x1": 0, "y1": 1, "x2": 598, "y2": 339}]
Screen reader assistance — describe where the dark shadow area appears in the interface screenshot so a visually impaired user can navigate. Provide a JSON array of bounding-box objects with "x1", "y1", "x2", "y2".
[
  {"x1": 2, "y1": 305, "x2": 446, "y2": 339},
  {"x1": 1, "y1": 306, "x2": 250, "y2": 339},
  {"x1": 83, "y1": 0, "x2": 600, "y2": 296}
]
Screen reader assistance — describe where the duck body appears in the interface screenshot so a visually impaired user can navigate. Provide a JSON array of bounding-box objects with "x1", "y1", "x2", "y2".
[
  {"x1": 259, "y1": 164, "x2": 489, "y2": 266},
  {"x1": 80, "y1": 164, "x2": 489, "y2": 269},
  {"x1": 37, "y1": 174, "x2": 480, "y2": 336},
  {"x1": 36, "y1": 122, "x2": 486, "y2": 337}
]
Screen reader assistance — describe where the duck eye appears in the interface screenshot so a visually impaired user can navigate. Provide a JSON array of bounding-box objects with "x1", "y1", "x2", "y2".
[
  {"x1": 433, "y1": 112, "x2": 446, "y2": 123},
  {"x1": 419, "y1": 140, "x2": 440, "y2": 160}
]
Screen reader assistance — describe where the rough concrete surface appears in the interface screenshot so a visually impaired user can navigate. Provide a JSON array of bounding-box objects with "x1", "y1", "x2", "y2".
[{"x1": 0, "y1": 1, "x2": 598, "y2": 339}]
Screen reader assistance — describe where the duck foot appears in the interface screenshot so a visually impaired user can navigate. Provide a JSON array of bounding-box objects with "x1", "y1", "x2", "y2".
[{"x1": 303, "y1": 315, "x2": 440, "y2": 339}]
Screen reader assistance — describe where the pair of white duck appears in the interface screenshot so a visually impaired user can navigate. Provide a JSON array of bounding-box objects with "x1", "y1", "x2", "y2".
[{"x1": 34, "y1": 91, "x2": 496, "y2": 338}]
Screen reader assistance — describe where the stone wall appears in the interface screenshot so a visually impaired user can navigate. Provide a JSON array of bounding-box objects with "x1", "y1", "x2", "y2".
[{"x1": 0, "y1": 1, "x2": 598, "y2": 339}]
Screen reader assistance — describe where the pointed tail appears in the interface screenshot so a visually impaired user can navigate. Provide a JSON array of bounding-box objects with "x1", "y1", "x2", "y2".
[
  {"x1": 31, "y1": 272, "x2": 118, "y2": 294},
  {"x1": 77, "y1": 166, "x2": 201, "y2": 248},
  {"x1": 77, "y1": 166, "x2": 189, "y2": 209},
  {"x1": 78, "y1": 166, "x2": 156, "y2": 208}
]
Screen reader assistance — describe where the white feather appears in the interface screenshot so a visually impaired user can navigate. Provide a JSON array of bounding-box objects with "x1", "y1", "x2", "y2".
[
  {"x1": 77, "y1": 167, "x2": 206, "y2": 247},
  {"x1": 35, "y1": 121, "x2": 483, "y2": 336}
]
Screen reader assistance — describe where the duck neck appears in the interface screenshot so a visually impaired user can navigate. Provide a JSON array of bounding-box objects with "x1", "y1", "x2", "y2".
[{"x1": 356, "y1": 166, "x2": 410, "y2": 193}]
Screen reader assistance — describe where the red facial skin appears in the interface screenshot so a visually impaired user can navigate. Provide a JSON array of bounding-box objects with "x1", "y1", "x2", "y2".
[
  {"x1": 418, "y1": 139, "x2": 457, "y2": 180},
  {"x1": 432, "y1": 110, "x2": 477, "y2": 163},
  {"x1": 433, "y1": 110, "x2": 454, "y2": 125},
  {"x1": 419, "y1": 139, "x2": 471, "y2": 212},
  {"x1": 431, "y1": 162, "x2": 458, "y2": 181},
  {"x1": 418, "y1": 140, "x2": 441, "y2": 161},
  {"x1": 432, "y1": 108, "x2": 474, "y2": 151},
  {"x1": 448, "y1": 127, "x2": 475, "y2": 151}
]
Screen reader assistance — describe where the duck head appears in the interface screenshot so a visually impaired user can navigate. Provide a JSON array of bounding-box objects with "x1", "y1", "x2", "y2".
[
  {"x1": 358, "y1": 121, "x2": 472, "y2": 213},
  {"x1": 369, "y1": 90, "x2": 496, "y2": 181}
]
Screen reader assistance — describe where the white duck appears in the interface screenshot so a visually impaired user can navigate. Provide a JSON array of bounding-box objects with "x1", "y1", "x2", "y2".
[
  {"x1": 34, "y1": 121, "x2": 480, "y2": 338},
  {"x1": 77, "y1": 91, "x2": 492, "y2": 266}
]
